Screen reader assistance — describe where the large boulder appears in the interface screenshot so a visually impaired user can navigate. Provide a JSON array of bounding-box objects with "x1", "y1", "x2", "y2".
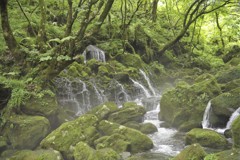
[
  {"x1": 210, "y1": 88, "x2": 240, "y2": 127},
  {"x1": 231, "y1": 116, "x2": 240, "y2": 148},
  {"x1": 3, "y1": 115, "x2": 50, "y2": 149},
  {"x1": 173, "y1": 143, "x2": 207, "y2": 160},
  {"x1": 87, "y1": 102, "x2": 118, "y2": 120},
  {"x1": 40, "y1": 114, "x2": 100, "y2": 159},
  {"x1": 98, "y1": 120, "x2": 153, "y2": 153},
  {"x1": 159, "y1": 77, "x2": 221, "y2": 130},
  {"x1": 73, "y1": 142, "x2": 121, "y2": 160},
  {"x1": 7, "y1": 149, "x2": 63, "y2": 160},
  {"x1": 216, "y1": 66, "x2": 240, "y2": 83},
  {"x1": 108, "y1": 102, "x2": 146, "y2": 124},
  {"x1": 185, "y1": 128, "x2": 228, "y2": 149},
  {"x1": 204, "y1": 149, "x2": 240, "y2": 160}
]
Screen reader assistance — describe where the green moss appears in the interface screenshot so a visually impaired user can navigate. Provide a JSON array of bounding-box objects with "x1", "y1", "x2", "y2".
[
  {"x1": 88, "y1": 102, "x2": 118, "y2": 120},
  {"x1": 231, "y1": 116, "x2": 240, "y2": 148},
  {"x1": 3, "y1": 115, "x2": 50, "y2": 149},
  {"x1": 204, "y1": 149, "x2": 240, "y2": 160},
  {"x1": 173, "y1": 143, "x2": 207, "y2": 160},
  {"x1": 40, "y1": 114, "x2": 100, "y2": 159},
  {"x1": 8, "y1": 149, "x2": 63, "y2": 160},
  {"x1": 222, "y1": 79, "x2": 240, "y2": 92},
  {"x1": 116, "y1": 53, "x2": 145, "y2": 69},
  {"x1": 73, "y1": 142, "x2": 95, "y2": 160},
  {"x1": 139, "y1": 123, "x2": 158, "y2": 134},
  {"x1": 107, "y1": 103, "x2": 146, "y2": 124},
  {"x1": 185, "y1": 128, "x2": 228, "y2": 148},
  {"x1": 216, "y1": 66, "x2": 240, "y2": 83}
]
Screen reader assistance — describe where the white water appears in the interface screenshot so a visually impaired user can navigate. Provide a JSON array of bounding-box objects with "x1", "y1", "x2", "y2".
[
  {"x1": 131, "y1": 78, "x2": 151, "y2": 97},
  {"x1": 202, "y1": 101, "x2": 212, "y2": 129},
  {"x1": 83, "y1": 45, "x2": 106, "y2": 63},
  {"x1": 140, "y1": 69, "x2": 156, "y2": 96},
  {"x1": 143, "y1": 101, "x2": 184, "y2": 156},
  {"x1": 202, "y1": 101, "x2": 240, "y2": 134}
]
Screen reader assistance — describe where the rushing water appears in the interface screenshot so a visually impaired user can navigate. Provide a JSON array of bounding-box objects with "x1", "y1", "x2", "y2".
[
  {"x1": 202, "y1": 101, "x2": 212, "y2": 129},
  {"x1": 55, "y1": 70, "x2": 185, "y2": 158}
]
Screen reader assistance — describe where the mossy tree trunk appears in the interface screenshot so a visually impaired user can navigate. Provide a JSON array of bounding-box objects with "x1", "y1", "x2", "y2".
[
  {"x1": 37, "y1": 0, "x2": 47, "y2": 52},
  {"x1": 152, "y1": 0, "x2": 158, "y2": 22},
  {"x1": 0, "y1": 0, "x2": 21, "y2": 59}
]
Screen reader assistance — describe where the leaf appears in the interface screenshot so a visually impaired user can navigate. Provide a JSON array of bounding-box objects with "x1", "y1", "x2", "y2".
[
  {"x1": 40, "y1": 56, "x2": 52, "y2": 62},
  {"x1": 57, "y1": 55, "x2": 71, "y2": 61}
]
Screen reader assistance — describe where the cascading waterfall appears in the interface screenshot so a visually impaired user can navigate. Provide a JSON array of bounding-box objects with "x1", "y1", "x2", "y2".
[
  {"x1": 55, "y1": 78, "x2": 91, "y2": 115},
  {"x1": 226, "y1": 107, "x2": 240, "y2": 129},
  {"x1": 202, "y1": 101, "x2": 212, "y2": 129},
  {"x1": 91, "y1": 81, "x2": 107, "y2": 104},
  {"x1": 140, "y1": 69, "x2": 156, "y2": 96},
  {"x1": 113, "y1": 80, "x2": 131, "y2": 105},
  {"x1": 130, "y1": 78, "x2": 151, "y2": 97},
  {"x1": 83, "y1": 45, "x2": 106, "y2": 63}
]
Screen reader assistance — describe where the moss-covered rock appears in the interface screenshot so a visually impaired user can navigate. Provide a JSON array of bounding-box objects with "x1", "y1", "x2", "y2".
[
  {"x1": 8, "y1": 149, "x2": 63, "y2": 160},
  {"x1": 0, "y1": 136, "x2": 8, "y2": 154},
  {"x1": 159, "y1": 77, "x2": 221, "y2": 129},
  {"x1": 185, "y1": 128, "x2": 228, "y2": 148},
  {"x1": 216, "y1": 66, "x2": 240, "y2": 83},
  {"x1": 98, "y1": 120, "x2": 153, "y2": 153},
  {"x1": 73, "y1": 141, "x2": 121, "y2": 160},
  {"x1": 231, "y1": 116, "x2": 240, "y2": 148},
  {"x1": 108, "y1": 102, "x2": 146, "y2": 124},
  {"x1": 88, "y1": 102, "x2": 118, "y2": 120},
  {"x1": 139, "y1": 123, "x2": 158, "y2": 134},
  {"x1": 222, "y1": 79, "x2": 240, "y2": 92},
  {"x1": 40, "y1": 114, "x2": 100, "y2": 159},
  {"x1": 173, "y1": 143, "x2": 207, "y2": 160},
  {"x1": 3, "y1": 115, "x2": 50, "y2": 149},
  {"x1": 94, "y1": 133, "x2": 130, "y2": 153},
  {"x1": 116, "y1": 53, "x2": 145, "y2": 68},
  {"x1": 204, "y1": 149, "x2": 240, "y2": 160},
  {"x1": 211, "y1": 88, "x2": 240, "y2": 127}
]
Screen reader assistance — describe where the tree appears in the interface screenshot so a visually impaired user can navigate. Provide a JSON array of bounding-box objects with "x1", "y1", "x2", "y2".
[{"x1": 158, "y1": 0, "x2": 232, "y2": 55}]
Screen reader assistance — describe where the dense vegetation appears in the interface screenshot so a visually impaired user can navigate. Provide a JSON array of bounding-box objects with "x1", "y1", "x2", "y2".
[{"x1": 1, "y1": 0, "x2": 240, "y2": 159}]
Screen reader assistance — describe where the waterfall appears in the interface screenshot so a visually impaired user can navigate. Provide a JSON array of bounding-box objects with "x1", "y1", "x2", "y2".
[
  {"x1": 140, "y1": 69, "x2": 156, "y2": 96},
  {"x1": 130, "y1": 78, "x2": 151, "y2": 97},
  {"x1": 202, "y1": 101, "x2": 212, "y2": 129},
  {"x1": 91, "y1": 81, "x2": 107, "y2": 104},
  {"x1": 83, "y1": 45, "x2": 106, "y2": 63},
  {"x1": 55, "y1": 78, "x2": 91, "y2": 115},
  {"x1": 114, "y1": 80, "x2": 130, "y2": 105},
  {"x1": 226, "y1": 107, "x2": 240, "y2": 129}
]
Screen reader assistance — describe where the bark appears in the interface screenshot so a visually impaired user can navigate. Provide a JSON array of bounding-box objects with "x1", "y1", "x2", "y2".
[
  {"x1": 65, "y1": 0, "x2": 73, "y2": 36},
  {"x1": 215, "y1": 12, "x2": 225, "y2": 48},
  {"x1": 152, "y1": 0, "x2": 158, "y2": 22},
  {"x1": 0, "y1": 0, "x2": 19, "y2": 55},
  {"x1": 37, "y1": 0, "x2": 47, "y2": 52}
]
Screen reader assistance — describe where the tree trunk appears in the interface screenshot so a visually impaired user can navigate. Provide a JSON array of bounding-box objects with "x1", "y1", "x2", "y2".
[
  {"x1": 37, "y1": 0, "x2": 47, "y2": 52},
  {"x1": 0, "y1": 0, "x2": 20, "y2": 57},
  {"x1": 152, "y1": 0, "x2": 158, "y2": 22}
]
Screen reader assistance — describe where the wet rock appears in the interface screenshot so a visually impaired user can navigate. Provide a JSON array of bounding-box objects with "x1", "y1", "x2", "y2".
[
  {"x1": 185, "y1": 128, "x2": 228, "y2": 149},
  {"x1": 173, "y1": 143, "x2": 206, "y2": 160},
  {"x1": 98, "y1": 120, "x2": 153, "y2": 153},
  {"x1": 139, "y1": 123, "x2": 158, "y2": 134},
  {"x1": 7, "y1": 149, "x2": 63, "y2": 160},
  {"x1": 3, "y1": 115, "x2": 50, "y2": 149},
  {"x1": 40, "y1": 114, "x2": 100, "y2": 159},
  {"x1": 231, "y1": 116, "x2": 240, "y2": 148},
  {"x1": 108, "y1": 102, "x2": 146, "y2": 124},
  {"x1": 204, "y1": 148, "x2": 240, "y2": 160}
]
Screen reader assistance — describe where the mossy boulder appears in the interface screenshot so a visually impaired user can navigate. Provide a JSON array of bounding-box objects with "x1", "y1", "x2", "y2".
[
  {"x1": 88, "y1": 102, "x2": 118, "y2": 120},
  {"x1": 8, "y1": 149, "x2": 63, "y2": 160},
  {"x1": 216, "y1": 66, "x2": 240, "y2": 83},
  {"x1": 204, "y1": 149, "x2": 240, "y2": 160},
  {"x1": 185, "y1": 128, "x2": 228, "y2": 148},
  {"x1": 139, "y1": 123, "x2": 158, "y2": 134},
  {"x1": 222, "y1": 79, "x2": 240, "y2": 92},
  {"x1": 21, "y1": 95, "x2": 58, "y2": 127},
  {"x1": 108, "y1": 102, "x2": 146, "y2": 124},
  {"x1": 40, "y1": 114, "x2": 100, "y2": 159},
  {"x1": 3, "y1": 115, "x2": 50, "y2": 149},
  {"x1": 116, "y1": 53, "x2": 145, "y2": 68},
  {"x1": 0, "y1": 136, "x2": 8, "y2": 154},
  {"x1": 211, "y1": 87, "x2": 240, "y2": 127},
  {"x1": 173, "y1": 143, "x2": 207, "y2": 160},
  {"x1": 73, "y1": 142, "x2": 120, "y2": 160},
  {"x1": 231, "y1": 116, "x2": 240, "y2": 148},
  {"x1": 160, "y1": 77, "x2": 221, "y2": 129},
  {"x1": 94, "y1": 133, "x2": 130, "y2": 153},
  {"x1": 98, "y1": 120, "x2": 153, "y2": 153}
]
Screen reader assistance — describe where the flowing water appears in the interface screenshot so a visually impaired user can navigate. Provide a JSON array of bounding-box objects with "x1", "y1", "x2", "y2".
[
  {"x1": 55, "y1": 70, "x2": 185, "y2": 159},
  {"x1": 202, "y1": 101, "x2": 212, "y2": 129},
  {"x1": 83, "y1": 45, "x2": 106, "y2": 63}
]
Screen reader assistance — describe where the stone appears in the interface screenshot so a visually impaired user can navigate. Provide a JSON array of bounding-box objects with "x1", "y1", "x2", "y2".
[
  {"x1": 139, "y1": 123, "x2": 158, "y2": 134},
  {"x1": 3, "y1": 115, "x2": 50, "y2": 149},
  {"x1": 185, "y1": 128, "x2": 228, "y2": 149},
  {"x1": 204, "y1": 149, "x2": 240, "y2": 160},
  {"x1": 173, "y1": 143, "x2": 206, "y2": 160},
  {"x1": 40, "y1": 114, "x2": 100, "y2": 159},
  {"x1": 231, "y1": 116, "x2": 240, "y2": 148},
  {"x1": 8, "y1": 149, "x2": 63, "y2": 160}
]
